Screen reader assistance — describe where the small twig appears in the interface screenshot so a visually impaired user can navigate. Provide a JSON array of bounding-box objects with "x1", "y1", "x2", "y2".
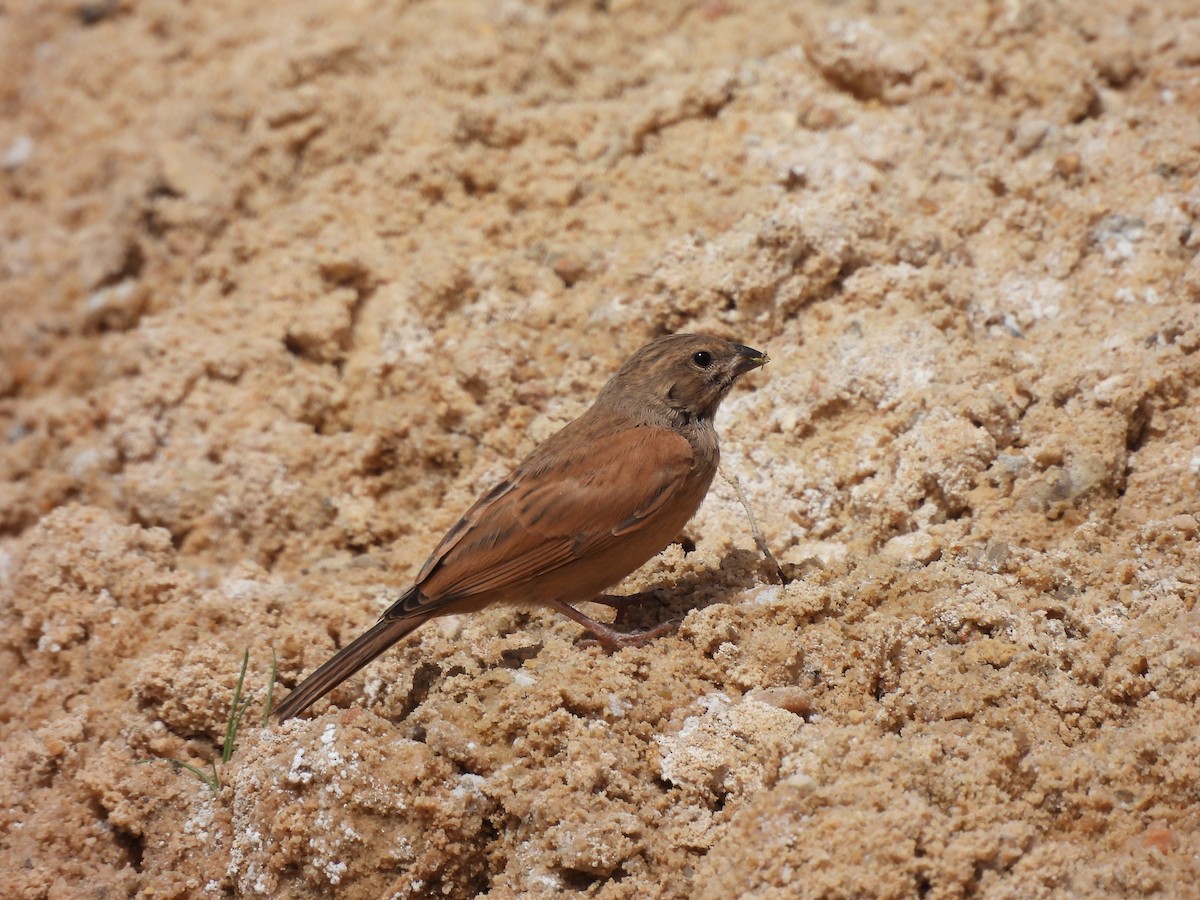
[{"x1": 723, "y1": 469, "x2": 789, "y2": 585}]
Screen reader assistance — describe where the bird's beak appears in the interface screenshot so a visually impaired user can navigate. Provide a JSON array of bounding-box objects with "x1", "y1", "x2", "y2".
[{"x1": 733, "y1": 345, "x2": 769, "y2": 376}]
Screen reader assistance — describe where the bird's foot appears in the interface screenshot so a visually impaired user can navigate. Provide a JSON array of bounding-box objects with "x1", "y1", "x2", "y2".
[
  {"x1": 576, "y1": 619, "x2": 679, "y2": 651},
  {"x1": 545, "y1": 598, "x2": 675, "y2": 651}
]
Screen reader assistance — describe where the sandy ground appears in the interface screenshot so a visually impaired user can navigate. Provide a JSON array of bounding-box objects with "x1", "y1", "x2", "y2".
[{"x1": 3, "y1": 0, "x2": 1200, "y2": 896}]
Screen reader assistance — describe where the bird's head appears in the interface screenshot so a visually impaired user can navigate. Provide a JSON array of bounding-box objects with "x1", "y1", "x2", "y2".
[{"x1": 599, "y1": 333, "x2": 769, "y2": 426}]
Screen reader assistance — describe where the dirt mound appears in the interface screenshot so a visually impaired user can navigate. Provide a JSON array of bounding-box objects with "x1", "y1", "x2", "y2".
[{"x1": 3, "y1": 1, "x2": 1199, "y2": 896}]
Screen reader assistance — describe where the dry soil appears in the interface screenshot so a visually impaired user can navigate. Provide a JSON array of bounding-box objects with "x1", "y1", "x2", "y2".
[{"x1": 3, "y1": 0, "x2": 1200, "y2": 897}]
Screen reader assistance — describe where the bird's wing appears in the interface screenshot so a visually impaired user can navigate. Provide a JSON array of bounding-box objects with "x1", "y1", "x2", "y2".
[{"x1": 388, "y1": 425, "x2": 696, "y2": 614}]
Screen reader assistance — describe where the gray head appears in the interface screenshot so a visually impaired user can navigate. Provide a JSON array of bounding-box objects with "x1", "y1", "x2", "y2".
[{"x1": 597, "y1": 333, "x2": 769, "y2": 426}]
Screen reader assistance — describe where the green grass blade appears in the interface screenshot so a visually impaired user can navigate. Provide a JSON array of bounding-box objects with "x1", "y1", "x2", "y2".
[
  {"x1": 222, "y1": 649, "x2": 250, "y2": 764},
  {"x1": 262, "y1": 648, "x2": 278, "y2": 726},
  {"x1": 136, "y1": 757, "x2": 220, "y2": 793}
]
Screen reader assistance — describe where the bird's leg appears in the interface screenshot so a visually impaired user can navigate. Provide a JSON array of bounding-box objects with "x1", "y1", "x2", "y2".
[
  {"x1": 544, "y1": 599, "x2": 676, "y2": 650},
  {"x1": 589, "y1": 590, "x2": 660, "y2": 626}
]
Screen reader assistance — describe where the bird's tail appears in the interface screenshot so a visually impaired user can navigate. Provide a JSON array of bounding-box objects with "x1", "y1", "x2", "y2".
[{"x1": 273, "y1": 601, "x2": 429, "y2": 722}]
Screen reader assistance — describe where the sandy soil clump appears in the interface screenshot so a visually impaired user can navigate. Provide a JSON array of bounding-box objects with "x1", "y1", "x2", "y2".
[{"x1": 3, "y1": 0, "x2": 1200, "y2": 896}]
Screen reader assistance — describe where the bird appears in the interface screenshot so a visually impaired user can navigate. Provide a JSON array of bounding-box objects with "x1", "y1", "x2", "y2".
[{"x1": 273, "y1": 333, "x2": 769, "y2": 721}]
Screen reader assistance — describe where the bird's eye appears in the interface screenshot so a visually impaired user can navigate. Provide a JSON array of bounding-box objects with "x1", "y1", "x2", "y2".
[{"x1": 692, "y1": 351, "x2": 713, "y2": 368}]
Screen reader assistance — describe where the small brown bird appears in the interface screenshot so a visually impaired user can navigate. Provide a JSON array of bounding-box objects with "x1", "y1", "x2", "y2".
[{"x1": 273, "y1": 333, "x2": 768, "y2": 721}]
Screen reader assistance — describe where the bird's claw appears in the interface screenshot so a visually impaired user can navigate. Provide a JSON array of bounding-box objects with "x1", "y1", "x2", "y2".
[{"x1": 576, "y1": 619, "x2": 678, "y2": 651}]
